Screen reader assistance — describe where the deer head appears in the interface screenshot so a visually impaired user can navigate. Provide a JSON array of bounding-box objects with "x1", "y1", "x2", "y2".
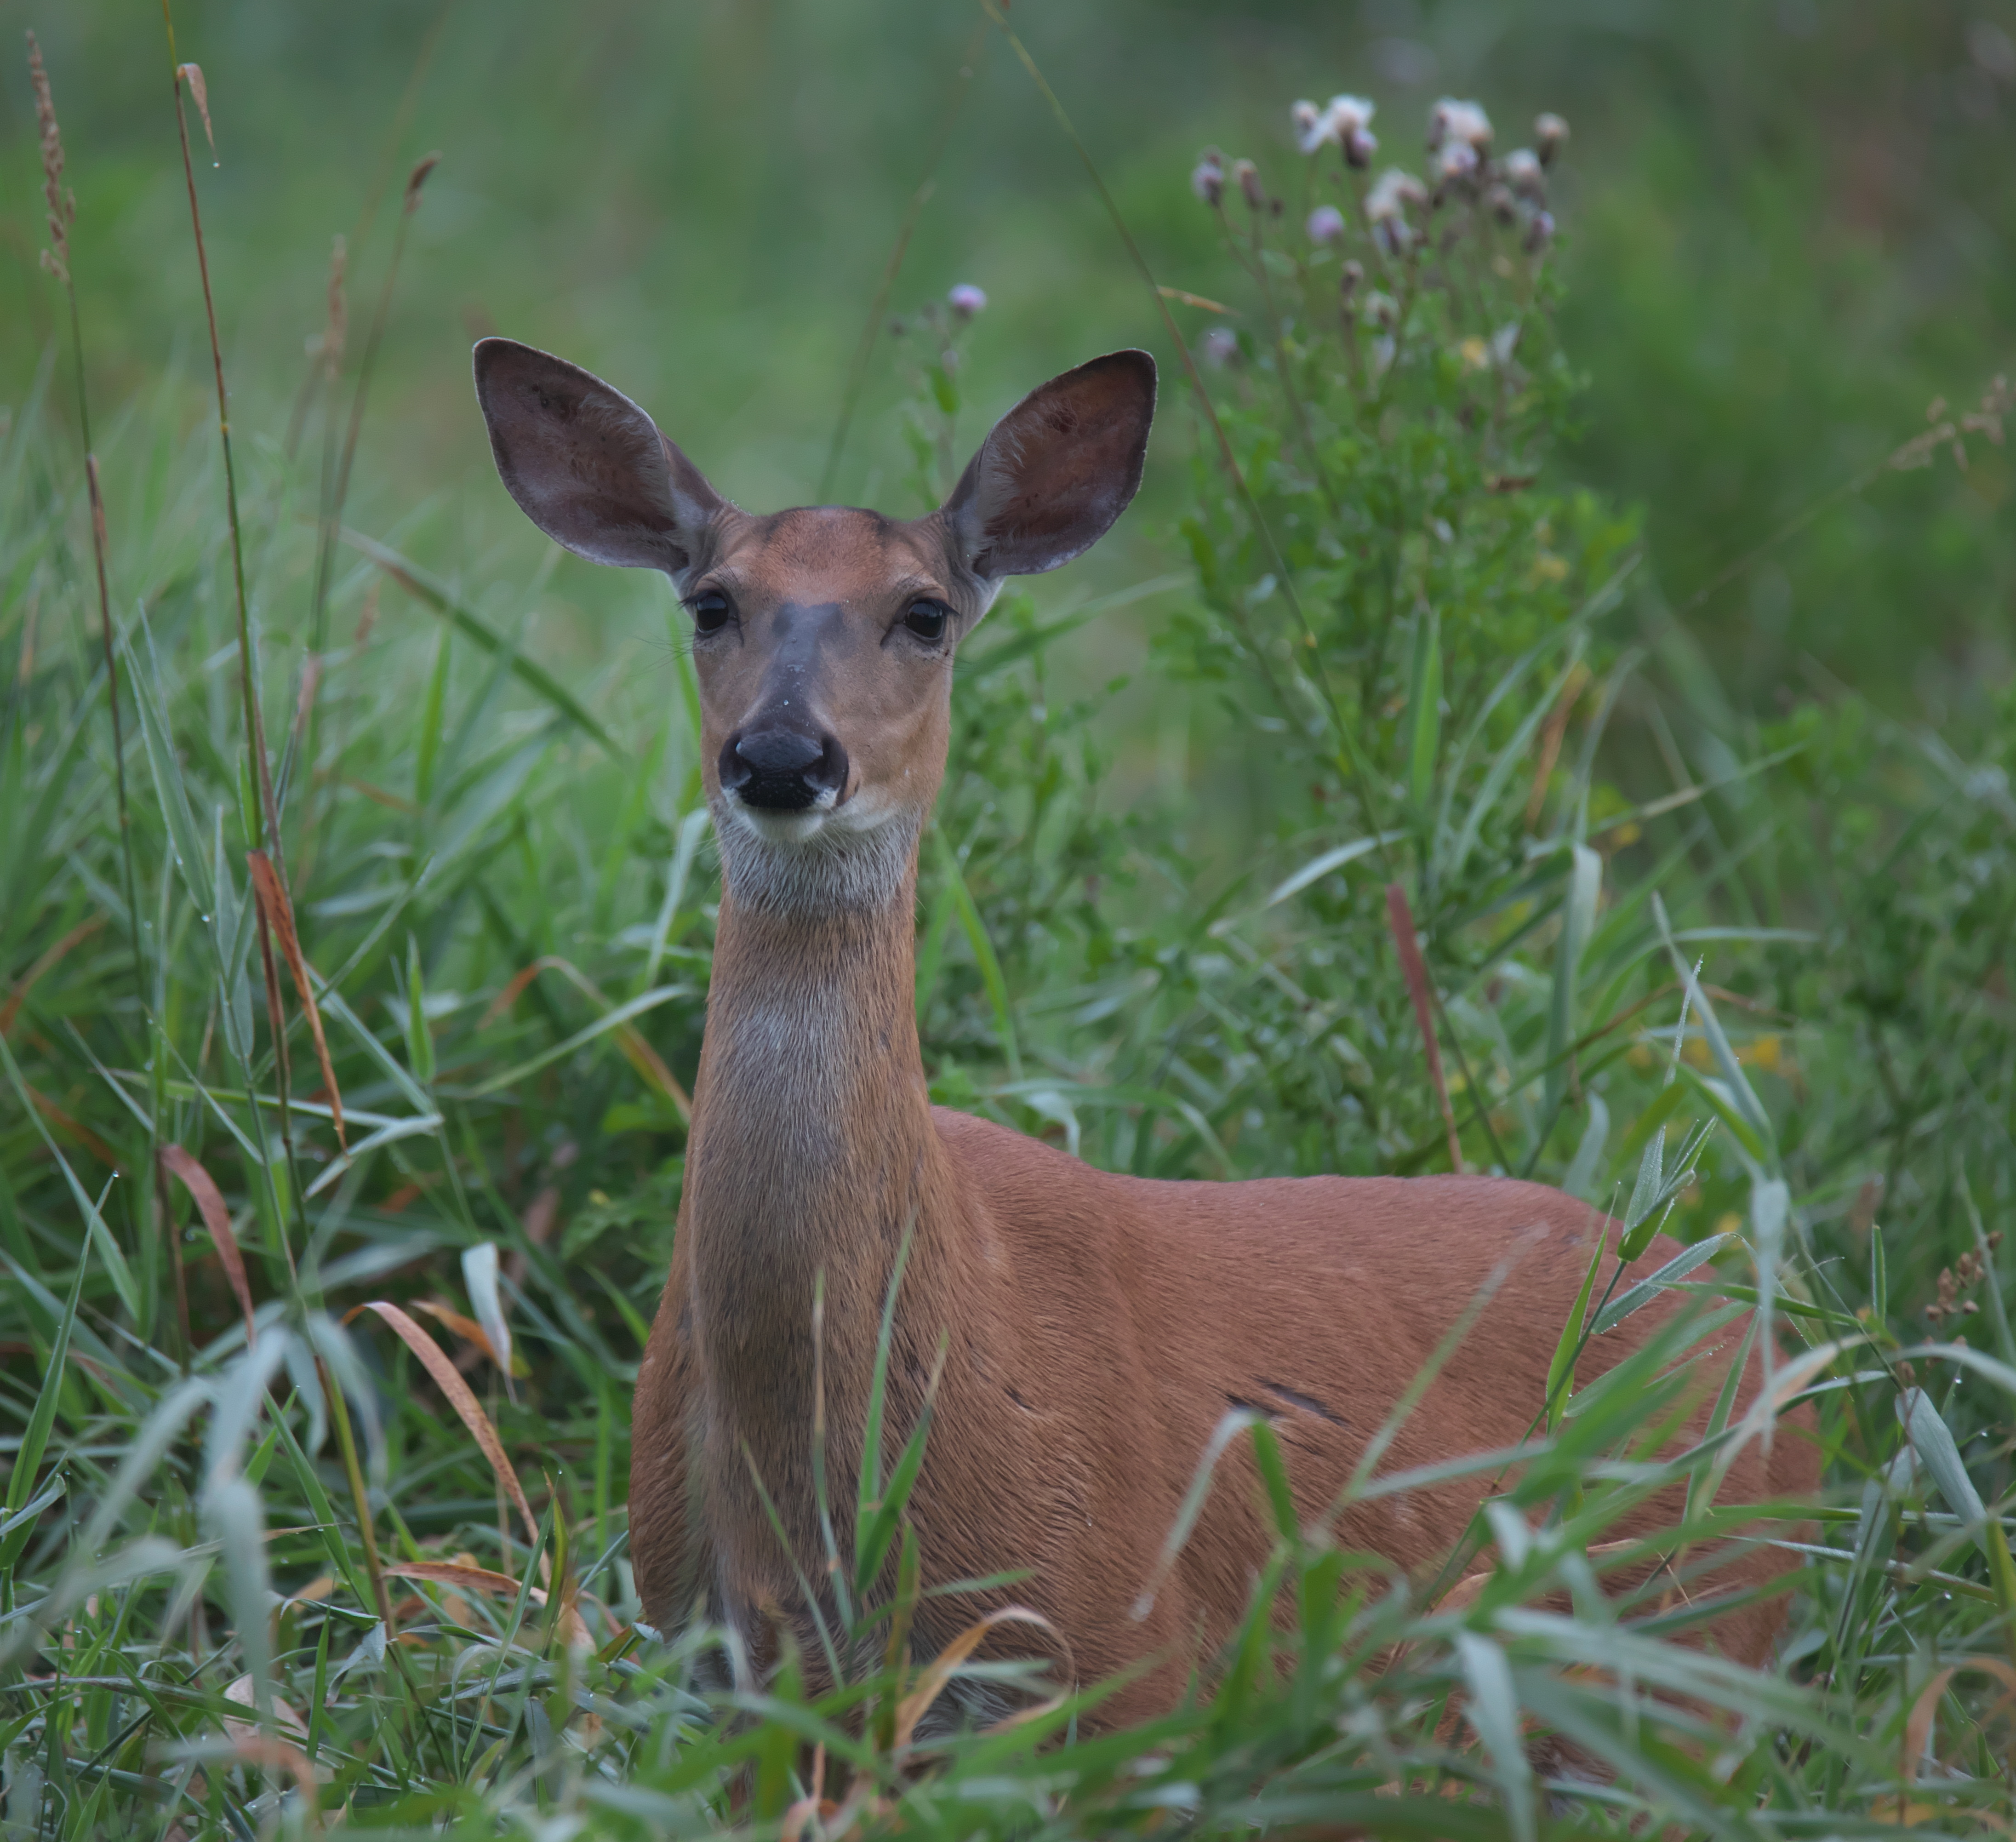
[{"x1": 473, "y1": 339, "x2": 1156, "y2": 910}]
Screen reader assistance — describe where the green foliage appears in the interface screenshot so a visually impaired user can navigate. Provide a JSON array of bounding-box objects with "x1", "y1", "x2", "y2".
[{"x1": 4, "y1": 28, "x2": 2016, "y2": 1842}]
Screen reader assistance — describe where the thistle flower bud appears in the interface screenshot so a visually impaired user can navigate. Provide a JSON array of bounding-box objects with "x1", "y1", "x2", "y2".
[
  {"x1": 1502, "y1": 148, "x2": 1545, "y2": 200},
  {"x1": 947, "y1": 282, "x2": 988, "y2": 320},
  {"x1": 1340, "y1": 257, "x2": 1365, "y2": 298},
  {"x1": 1326, "y1": 94, "x2": 1375, "y2": 137},
  {"x1": 1363, "y1": 290, "x2": 1399, "y2": 331},
  {"x1": 1233, "y1": 158, "x2": 1266, "y2": 211},
  {"x1": 1435, "y1": 140, "x2": 1479, "y2": 184},
  {"x1": 1428, "y1": 98, "x2": 1492, "y2": 152},
  {"x1": 1534, "y1": 113, "x2": 1569, "y2": 165},
  {"x1": 1201, "y1": 325, "x2": 1241, "y2": 368},
  {"x1": 1342, "y1": 125, "x2": 1378, "y2": 169},
  {"x1": 1292, "y1": 100, "x2": 1326, "y2": 153},
  {"x1": 1191, "y1": 149, "x2": 1226, "y2": 207},
  {"x1": 1365, "y1": 167, "x2": 1428, "y2": 221},
  {"x1": 1306, "y1": 204, "x2": 1346, "y2": 245},
  {"x1": 1485, "y1": 183, "x2": 1516, "y2": 226},
  {"x1": 1525, "y1": 209, "x2": 1555, "y2": 254}
]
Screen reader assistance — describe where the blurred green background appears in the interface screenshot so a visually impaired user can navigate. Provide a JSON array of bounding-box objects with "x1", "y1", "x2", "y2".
[{"x1": 4, "y1": 0, "x2": 2010, "y2": 720}]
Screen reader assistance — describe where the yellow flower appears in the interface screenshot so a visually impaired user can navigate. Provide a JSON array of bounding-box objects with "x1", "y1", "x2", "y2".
[{"x1": 1459, "y1": 335, "x2": 1490, "y2": 372}]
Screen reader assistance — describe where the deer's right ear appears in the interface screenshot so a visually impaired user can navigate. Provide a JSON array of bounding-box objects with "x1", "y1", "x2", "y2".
[{"x1": 473, "y1": 338, "x2": 725, "y2": 573}]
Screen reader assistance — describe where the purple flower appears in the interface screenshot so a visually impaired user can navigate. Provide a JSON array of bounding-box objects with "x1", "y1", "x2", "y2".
[
  {"x1": 948, "y1": 283, "x2": 988, "y2": 320},
  {"x1": 1306, "y1": 204, "x2": 1347, "y2": 244}
]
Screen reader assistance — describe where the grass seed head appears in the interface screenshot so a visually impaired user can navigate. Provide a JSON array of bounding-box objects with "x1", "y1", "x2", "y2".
[
  {"x1": 404, "y1": 150, "x2": 441, "y2": 212},
  {"x1": 26, "y1": 32, "x2": 73, "y2": 282},
  {"x1": 177, "y1": 62, "x2": 215, "y2": 151}
]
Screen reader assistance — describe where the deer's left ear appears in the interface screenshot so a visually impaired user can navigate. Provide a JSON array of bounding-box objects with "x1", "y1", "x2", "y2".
[{"x1": 941, "y1": 350, "x2": 1156, "y2": 579}]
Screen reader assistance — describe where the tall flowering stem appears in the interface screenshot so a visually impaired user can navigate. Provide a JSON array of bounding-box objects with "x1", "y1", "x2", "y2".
[
  {"x1": 28, "y1": 35, "x2": 144, "y2": 1019},
  {"x1": 28, "y1": 32, "x2": 174, "y2": 1344},
  {"x1": 158, "y1": 3, "x2": 281, "y2": 867}
]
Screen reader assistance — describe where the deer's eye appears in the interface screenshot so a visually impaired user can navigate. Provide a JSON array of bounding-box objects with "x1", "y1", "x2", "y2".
[
  {"x1": 687, "y1": 589, "x2": 733, "y2": 634},
  {"x1": 904, "y1": 599, "x2": 949, "y2": 642}
]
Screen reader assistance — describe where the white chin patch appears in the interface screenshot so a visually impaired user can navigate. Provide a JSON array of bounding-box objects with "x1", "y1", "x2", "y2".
[
  {"x1": 714, "y1": 789, "x2": 918, "y2": 914},
  {"x1": 731, "y1": 801, "x2": 833, "y2": 846}
]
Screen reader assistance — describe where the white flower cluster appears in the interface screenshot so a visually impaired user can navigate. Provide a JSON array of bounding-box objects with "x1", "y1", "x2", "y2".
[
  {"x1": 1201, "y1": 94, "x2": 1567, "y2": 260},
  {"x1": 1290, "y1": 93, "x2": 1378, "y2": 167}
]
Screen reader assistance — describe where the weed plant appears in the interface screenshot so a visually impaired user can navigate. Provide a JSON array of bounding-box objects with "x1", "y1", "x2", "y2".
[{"x1": 4, "y1": 24, "x2": 2016, "y2": 1842}]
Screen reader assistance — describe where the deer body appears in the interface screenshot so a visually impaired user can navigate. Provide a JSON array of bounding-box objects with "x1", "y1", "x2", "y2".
[{"x1": 474, "y1": 340, "x2": 1815, "y2": 1730}]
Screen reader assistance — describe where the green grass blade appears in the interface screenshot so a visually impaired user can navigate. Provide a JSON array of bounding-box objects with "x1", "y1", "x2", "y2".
[
  {"x1": 341, "y1": 527, "x2": 618, "y2": 754},
  {"x1": 0, "y1": 1240, "x2": 89, "y2": 1572}
]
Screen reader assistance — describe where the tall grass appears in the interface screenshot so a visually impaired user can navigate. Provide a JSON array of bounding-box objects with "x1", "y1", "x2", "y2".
[{"x1": 4, "y1": 20, "x2": 2016, "y2": 1842}]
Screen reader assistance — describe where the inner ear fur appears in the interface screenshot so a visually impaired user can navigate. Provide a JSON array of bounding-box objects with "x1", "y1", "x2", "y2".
[
  {"x1": 472, "y1": 338, "x2": 725, "y2": 573},
  {"x1": 943, "y1": 349, "x2": 1157, "y2": 579}
]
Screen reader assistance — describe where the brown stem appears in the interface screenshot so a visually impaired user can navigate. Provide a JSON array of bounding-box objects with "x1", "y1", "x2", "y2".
[{"x1": 1386, "y1": 883, "x2": 1463, "y2": 1173}]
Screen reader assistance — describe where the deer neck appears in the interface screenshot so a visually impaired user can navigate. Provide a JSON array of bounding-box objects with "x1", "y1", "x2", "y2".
[{"x1": 681, "y1": 811, "x2": 950, "y2": 1515}]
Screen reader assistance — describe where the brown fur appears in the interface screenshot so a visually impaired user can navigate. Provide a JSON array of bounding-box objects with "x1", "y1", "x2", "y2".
[{"x1": 472, "y1": 338, "x2": 1819, "y2": 1732}]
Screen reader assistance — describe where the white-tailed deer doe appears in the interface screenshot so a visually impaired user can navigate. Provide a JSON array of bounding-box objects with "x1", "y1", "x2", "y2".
[{"x1": 474, "y1": 337, "x2": 1815, "y2": 1728}]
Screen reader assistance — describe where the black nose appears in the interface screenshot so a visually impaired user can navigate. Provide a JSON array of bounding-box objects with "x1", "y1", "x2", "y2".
[{"x1": 719, "y1": 726, "x2": 849, "y2": 812}]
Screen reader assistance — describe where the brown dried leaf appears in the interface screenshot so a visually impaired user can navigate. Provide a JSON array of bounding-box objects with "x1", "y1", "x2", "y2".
[
  {"x1": 222, "y1": 1672, "x2": 308, "y2": 1742},
  {"x1": 246, "y1": 851, "x2": 345, "y2": 1149},
  {"x1": 384, "y1": 1560, "x2": 589, "y2": 1648},
  {"x1": 178, "y1": 63, "x2": 214, "y2": 149},
  {"x1": 160, "y1": 1145, "x2": 256, "y2": 1347},
  {"x1": 406, "y1": 1298, "x2": 496, "y2": 1360},
  {"x1": 405, "y1": 1297, "x2": 528, "y2": 1377},
  {"x1": 352, "y1": 1302, "x2": 536, "y2": 1546}
]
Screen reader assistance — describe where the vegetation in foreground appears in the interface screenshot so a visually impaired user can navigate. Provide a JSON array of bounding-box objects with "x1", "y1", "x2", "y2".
[{"x1": 5, "y1": 20, "x2": 2016, "y2": 1839}]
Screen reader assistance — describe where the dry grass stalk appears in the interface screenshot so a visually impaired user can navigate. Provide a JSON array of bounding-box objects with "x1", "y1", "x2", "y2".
[
  {"x1": 1384, "y1": 882, "x2": 1464, "y2": 1173},
  {"x1": 352, "y1": 1300, "x2": 540, "y2": 1552},
  {"x1": 246, "y1": 850, "x2": 347, "y2": 1149}
]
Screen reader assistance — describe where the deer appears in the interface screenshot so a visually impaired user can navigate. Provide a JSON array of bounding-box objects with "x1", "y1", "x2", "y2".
[{"x1": 472, "y1": 337, "x2": 1816, "y2": 1732}]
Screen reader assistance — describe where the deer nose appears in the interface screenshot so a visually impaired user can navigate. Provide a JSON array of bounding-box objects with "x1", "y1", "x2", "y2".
[{"x1": 720, "y1": 726, "x2": 849, "y2": 812}]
